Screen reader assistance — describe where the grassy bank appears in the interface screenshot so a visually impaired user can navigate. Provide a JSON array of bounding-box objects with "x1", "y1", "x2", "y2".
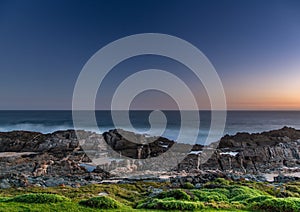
[{"x1": 0, "y1": 179, "x2": 299, "y2": 211}]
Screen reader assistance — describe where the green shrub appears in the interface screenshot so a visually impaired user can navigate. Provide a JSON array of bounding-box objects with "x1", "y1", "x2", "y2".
[
  {"x1": 157, "y1": 189, "x2": 191, "y2": 200},
  {"x1": 192, "y1": 190, "x2": 229, "y2": 202},
  {"x1": 214, "y1": 178, "x2": 230, "y2": 186},
  {"x1": 183, "y1": 182, "x2": 195, "y2": 189},
  {"x1": 230, "y1": 201, "x2": 247, "y2": 210},
  {"x1": 203, "y1": 178, "x2": 230, "y2": 189},
  {"x1": 286, "y1": 184, "x2": 300, "y2": 193},
  {"x1": 205, "y1": 201, "x2": 232, "y2": 209},
  {"x1": 247, "y1": 181, "x2": 279, "y2": 196},
  {"x1": 159, "y1": 197, "x2": 175, "y2": 201},
  {"x1": 204, "y1": 200, "x2": 246, "y2": 210},
  {"x1": 79, "y1": 196, "x2": 121, "y2": 209},
  {"x1": 9, "y1": 193, "x2": 69, "y2": 203},
  {"x1": 0, "y1": 197, "x2": 11, "y2": 202},
  {"x1": 228, "y1": 185, "x2": 263, "y2": 199},
  {"x1": 251, "y1": 197, "x2": 300, "y2": 212},
  {"x1": 201, "y1": 188, "x2": 231, "y2": 198},
  {"x1": 284, "y1": 185, "x2": 300, "y2": 197},
  {"x1": 230, "y1": 193, "x2": 255, "y2": 202},
  {"x1": 137, "y1": 198, "x2": 204, "y2": 210},
  {"x1": 245, "y1": 195, "x2": 273, "y2": 204}
]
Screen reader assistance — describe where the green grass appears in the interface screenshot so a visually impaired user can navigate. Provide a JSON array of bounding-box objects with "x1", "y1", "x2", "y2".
[
  {"x1": 7, "y1": 193, "x2": 70, "y2": 203},
  {"x1": 136, "y1": 198, "x2": 205, "y2": 210},
  {"x1": 251, "y1": 197, "x2": 300, "y2": 212},
  {"x1": 0, "y1": 178, "x2": 299, "y2": 211},
  {"x1": 193, "y1": 190, "x2": 229, "y2": 202},
  {"x1": 183, "y1": 182, "x2": 195, "y2": 189},
  {"x1": 79, "y1": 196, "x2": 122, "y2": 209},
  {"x1": 156, "y1": 189, "x2": 191, "y2": 200},
  {"x1": 0, "y1": 202, "x2": 97, "y2": 212}
]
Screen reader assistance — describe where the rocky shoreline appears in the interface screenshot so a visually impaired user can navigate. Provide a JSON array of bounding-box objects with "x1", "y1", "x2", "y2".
[{"x1": 0, "y1": 127, "x2": 299, "y2": 188}]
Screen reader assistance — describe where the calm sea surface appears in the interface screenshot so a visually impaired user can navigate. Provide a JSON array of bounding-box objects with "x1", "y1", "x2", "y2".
[{"x1": 0, "y1": 111, "x2": 299, "y2": 144}]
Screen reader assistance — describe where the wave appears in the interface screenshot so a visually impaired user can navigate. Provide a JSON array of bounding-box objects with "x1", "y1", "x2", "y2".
[
  {"x1": 0, "y1": 111, "x2": 299, "y2": 144},
  {"x1": 0, "y1": 123, "x2": 177, "y2": 136},
  {"x1": 0, "y1": 123, "x2": 74, "y2": 134}
]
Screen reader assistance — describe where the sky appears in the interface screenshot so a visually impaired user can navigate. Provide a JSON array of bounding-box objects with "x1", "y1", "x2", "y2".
[{"x1": 0, "y1": 0, "x2": 300, "y2": 110}]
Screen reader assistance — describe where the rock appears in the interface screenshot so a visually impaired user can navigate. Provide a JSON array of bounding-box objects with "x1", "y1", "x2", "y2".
[
  {"x1": 194, "y1": 183, "x2": 202, "y2": 189},
  {"x1": 148, "y1": 187, "x2": 163, "y2": 197},
  {"x1": 178, "y1": 127, "x2": 300, "y2": 174},
  {"x1": 186, "y1": 177, "x2": 193, "y2": 183},
  {"x1": 44, "y1": 177, "x2": 65, "y2": 187},
  {"x1": 93, "y1": 166, "x2": 111, "y2": 178},
  {"x1": 0, "y1": 127, "x2": 299, "y2": 187},
  {"x1": 0, "y1": 179, "x2": 11, "y2": 189},
  {"x1": 98, "y1": 192, "x2": 108, "y2": 196},
  {"x1": 0, "y1": 130, "x2": 111, "y2": 188},
  {"x1": 274, "y1": 174, "x2": 300, "y2": 183},
  {"x1": 103, "y1": 129, "x2": 174, "y2": 159}
]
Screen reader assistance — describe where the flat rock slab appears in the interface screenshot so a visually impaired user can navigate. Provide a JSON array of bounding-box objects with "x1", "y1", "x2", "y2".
[{"x1": 0, "y1": 152, "x2": 38, "y2": 158}]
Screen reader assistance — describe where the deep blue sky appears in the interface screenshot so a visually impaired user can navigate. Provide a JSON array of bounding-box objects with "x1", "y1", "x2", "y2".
[{"x1": 1, "y1": 0, "x2": 300, "y2": 110}]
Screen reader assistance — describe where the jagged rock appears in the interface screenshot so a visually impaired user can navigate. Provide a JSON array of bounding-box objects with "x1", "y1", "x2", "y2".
[
  {"x1": 0, "y1": 130, "x2": 110, "y2": 188},
  {"x1": 93, "y1": 166, "x2": 111, "y2": 178},
  {"x1": 103, "y1": 129, "x2": 174, "y2": 159},
  {"x1": 179, "y1": 127, "x2": 300, "y2": 174},
  {"x1": 0, "y1": 127, "x2": 299, "y2": 187}
]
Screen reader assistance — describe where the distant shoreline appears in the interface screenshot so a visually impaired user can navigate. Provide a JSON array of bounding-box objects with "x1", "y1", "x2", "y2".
[{"x1": 1, "y1": 111, "x2": 300, "y2": 143}]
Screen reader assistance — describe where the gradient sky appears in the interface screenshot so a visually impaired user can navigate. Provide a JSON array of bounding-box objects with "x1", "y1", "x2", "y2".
[{"x1": 0, "y1": 0, "x2": 300, "y2": 110}]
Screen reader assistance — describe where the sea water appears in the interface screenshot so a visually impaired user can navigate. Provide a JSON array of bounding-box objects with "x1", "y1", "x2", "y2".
[{"x1": 0, "y1": 110, "x2": 299, "y2": 145}]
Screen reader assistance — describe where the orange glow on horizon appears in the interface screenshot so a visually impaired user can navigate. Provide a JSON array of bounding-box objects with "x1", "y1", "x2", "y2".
[{"x1": 226, "y1": 89, "x2": 300, "y2": 110}]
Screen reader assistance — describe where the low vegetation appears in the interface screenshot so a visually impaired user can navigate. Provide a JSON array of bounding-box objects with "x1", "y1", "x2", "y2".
[
  {"x1": 251, "y1": 197, "x2": 300, "y2": 212},
  {"x1": 79, "y1": 196, "x2": 121, "y2": 209},
  {"x1": 0, "y1": 178, "x2": 299, "y2": 211},
  {"x1": 7, "y1": 193, "x2": 70, "y2": 203}
]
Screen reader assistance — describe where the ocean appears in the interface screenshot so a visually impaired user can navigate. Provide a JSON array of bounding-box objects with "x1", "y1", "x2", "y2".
[{"x1": 0, "y1": 110, "x2": 300, "y2": 145}]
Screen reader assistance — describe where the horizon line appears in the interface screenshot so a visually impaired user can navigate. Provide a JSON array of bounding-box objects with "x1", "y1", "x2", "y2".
[{"x1": 1, "y1": 109, "x2": 300, "y2": 112}]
